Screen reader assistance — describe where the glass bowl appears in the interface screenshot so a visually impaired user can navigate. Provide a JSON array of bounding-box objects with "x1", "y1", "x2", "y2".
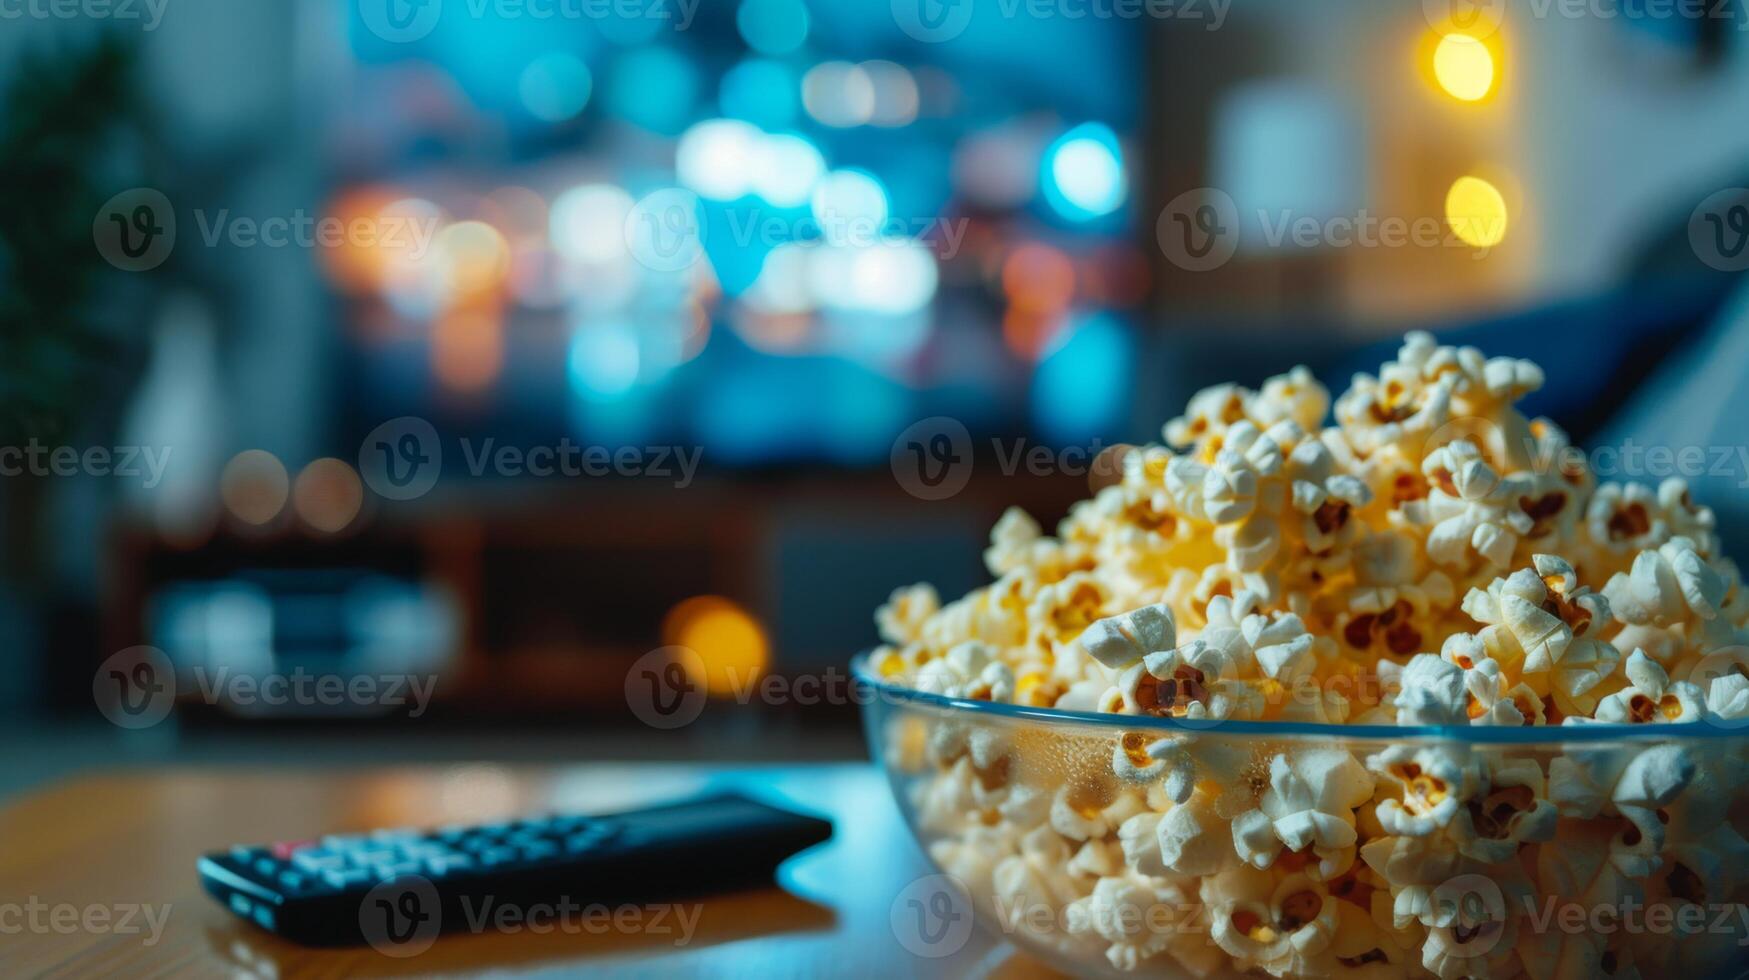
[{"x1": 853, "y1": 655, "x2": 1749, "y2": 980}]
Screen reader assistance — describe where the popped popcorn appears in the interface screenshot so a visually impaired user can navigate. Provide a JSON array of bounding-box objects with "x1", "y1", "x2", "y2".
[
  {"x1": 1458, "y1": 558, "x2": 1623, "y2": 717},
  {"x1": 1239, "y1": 750, "x2": 1376, "y2": 880},
  {"x1": 1410, "y1": 438, "x2": 1531, "y2": 570},
  {"x1": 876, "y1": 583, "x2": 940, "y2": 646},
  {"x1": 868, "y1": 333, "x2": 1749, "y2": 977},
  {"x1": 1203, "y1": 865, "x2": 1342, "y2": 976},
  {"x1": 1079, "y1": 602, "x2": 1177, "y2": 671},
  {"x1": 1065, "y1": 874, "x2": 1187, "y2": 970},
  {"x1": 1332, "y1": 332, "x2": 1459, "y2": 458},
  {"x1": 1370, "y1": 744, "x2": 1474, "y2": 839},
  {"x1": 1156, "y1": 784, "x2": 1242, "y2": 876},
  {"x1": 1603, "y1": 536, "x2": 1727, "y2": 628},
  {"x1": 1591, "y1": 649, "x2": 1707, "y2": 724}
]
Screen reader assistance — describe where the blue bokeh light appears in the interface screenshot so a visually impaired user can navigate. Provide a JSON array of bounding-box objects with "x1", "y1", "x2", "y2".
[
  {"x1": 720, "y1": 58, "x2": 799, "y2": 130},
  {"x1": 1032, "y1": 313, "x2": 1132, "y2": 444},
  {"x1": 1041, "y1": 123, "x2": 1127, "y2": 221},
  {"x1": 519, "y1": 52, "x2": 593, "y2": 122},
  {"x1": 568, "y1": 322, "x2": 642, "y2": 402},
  {"x1": 605, "y1": 46, "x2": 698, "y2": 135},
  {"x1": 737, "y1": 0, "x2": 810, "y2": 56}
]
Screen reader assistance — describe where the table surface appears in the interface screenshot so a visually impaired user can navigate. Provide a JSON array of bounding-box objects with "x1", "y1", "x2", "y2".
[{"x1": 0, "y1": 762, "x2": 1062, "y2": 979}]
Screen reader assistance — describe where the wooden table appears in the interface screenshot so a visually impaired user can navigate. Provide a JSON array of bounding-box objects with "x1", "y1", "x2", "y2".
[{"x1": 0, "y1": 763, "x2": 1061, "y2": 978}]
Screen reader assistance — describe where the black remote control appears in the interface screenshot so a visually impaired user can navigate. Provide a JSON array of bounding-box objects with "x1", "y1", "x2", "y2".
[{"x1": 198, "y1": 792, "x2": 832, "y2": 948}]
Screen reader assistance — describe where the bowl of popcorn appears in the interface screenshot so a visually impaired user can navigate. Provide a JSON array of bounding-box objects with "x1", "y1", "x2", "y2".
[{"x1": 858, "y1": 332, "x2": 1749, "y2": 979}]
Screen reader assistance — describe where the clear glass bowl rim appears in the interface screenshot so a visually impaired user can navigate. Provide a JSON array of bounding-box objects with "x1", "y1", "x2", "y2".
[{"x1": 850, "y1": 653, "x2": 1749, "y2": 745}]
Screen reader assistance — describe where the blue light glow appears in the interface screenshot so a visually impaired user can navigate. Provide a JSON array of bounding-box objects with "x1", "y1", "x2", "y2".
[
  {"x1": 693, "y1": 357, "x2": 908, "y2": 464},
  {"x1": 1042, "y1": 123, "x2": 1126, "y2": 221},
  {"x1": 810, "y1": 169, "x2": 889, "y2": 243},
  {"x1": 605, "y1": 47, "x2": 697, "y2": 135},
  {"x1": 519, "y1": 52, "x2": 592, "y2": 122},
  {"x1": 568, "y1": 323, "x2": 641, "y2": 401},
  {"x1": 550, "y1": 184, "x2": 633, "y2": 264},
  {"x1": 597, "y1": 10, "x2": 665, "y2": 46},
  {"x1": 752, "y1": 134, "x2": 825, "y2": 208},
  {"x1": 1032, "y1": 313, "x2": 1132, "y2": 444},
  {"x1": 696, "y1": 361, "x2": 813, "y2": 463},
  {"x1": 677, "y1": 118, "x2": 764, "y2": 201},
  {"x1": 701, "y1": 201, "x2": 769, "y2": 296},
  {"x1": 820, "y1": 363, "x2": 908, "y2": 463},
  {"x1": 737, "y1": 0, "x2": 809, "y2": 56},
  {"x1": 811, "y1": 240, "x2": 937, "y2": 317},
  {"x1": 720, "y1": 58, "x2": 798, "y2": 130}
]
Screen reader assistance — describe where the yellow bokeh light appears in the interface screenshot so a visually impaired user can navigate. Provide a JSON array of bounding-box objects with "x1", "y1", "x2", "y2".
[
  {"x1": 1445, "y1": 176, "x2": 1509, "y2": 249},
  {"x1": 1433, "y1": 34, "x2": 1494, "y2": 102},
  {"x1": 663, "y1": 596, "x2": 770, "y2": 698},
  {"x1": 433, "y1": 220, "x2": 511, "y2": 301}
]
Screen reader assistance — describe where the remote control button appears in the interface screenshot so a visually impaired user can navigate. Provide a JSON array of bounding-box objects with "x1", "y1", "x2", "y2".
[
  {"x1": 517, "y1": 841, "x2": 559, "y2": 861},
  {"x1": 353, "y1": 847, "x2": 399, "y2": 866},
  {"x1": 321, "y1": 833, "x2": 369, "y2": 849},
  {"x1": 287, "y1": 875, "x2": 335, "y2": 897},
  {"x1": 561, "y1": 824, "x2": 620, "y2": 853},
  {"x1": 370, "y1": 861, "x2": 425, "y2": 881},
  {"x1": 322, "y1": 868, "x2": 373, "y2": 889},
  {"x1": 476, "y1": 846, "x2": 519, "y2": 867},
  {"x1": 271, "y1": 839, "x2": 317, "y2": 859},
  {"x1": 253, "y1": 858, "x2": 283, "y2": 878},
  {"x1": 424, "y1": 854, "x2": 476, "y2": 877},
  {"x1": 291, "y1": 849, "x2": 348, "y2": 873}
]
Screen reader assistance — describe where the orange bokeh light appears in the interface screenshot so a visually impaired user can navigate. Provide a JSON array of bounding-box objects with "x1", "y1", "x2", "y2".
[
  {"x1": 1002, "y1": 242, "x2": 1076, "y2": 315},
  {"x1": 1002, "y1": 307, "x2": 1067, "y2": 360},
  {"x1": 220, "y1": 449, "x2": 289, "y2": 526},
  {"x1": 434, "y1": 220, "x2": 512, "y2": 302},
  {"x1": 318, "y1": 186, "x2": 404, "y2": 295},
  {"x1": 661, "y1": 596, "x2": 770, "y2": 699},
  {"x1": 432, "y1": 307, "x2": 504, "y2": 392},
  {"x1": 483, "y1": 185, "x2": 549, "y2": 237},
  {"x1": 293, "y1": 458, "x2": 365, "y2": 534}
]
